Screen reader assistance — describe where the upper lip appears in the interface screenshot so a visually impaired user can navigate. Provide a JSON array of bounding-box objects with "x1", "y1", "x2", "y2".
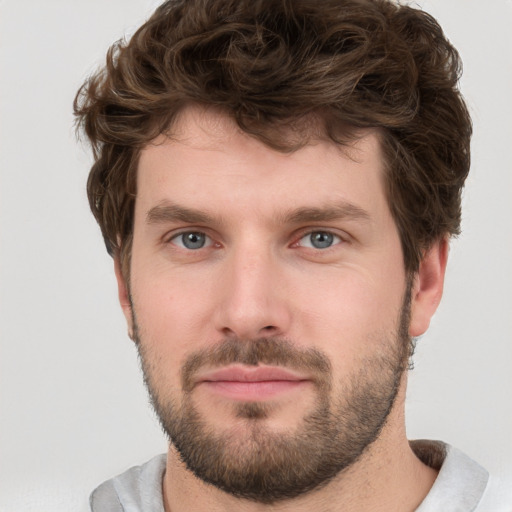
[{"x1": 197, "y1": 365, "x2": 309, "y2": 383}]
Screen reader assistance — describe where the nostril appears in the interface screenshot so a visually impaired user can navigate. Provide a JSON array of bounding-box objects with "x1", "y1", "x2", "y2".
[{"x1": 221, "y1": 327, "x2": 236, "y2": 337}]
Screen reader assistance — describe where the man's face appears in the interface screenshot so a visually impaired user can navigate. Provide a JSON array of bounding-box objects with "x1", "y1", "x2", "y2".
[{"x1": 121, "y1": 107, "x2": 416, "y2": 502}]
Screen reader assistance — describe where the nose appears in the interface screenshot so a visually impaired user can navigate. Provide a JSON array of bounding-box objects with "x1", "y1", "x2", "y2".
[{"x1": 213, "y1": 244, "x2": 291, "y2": 340}]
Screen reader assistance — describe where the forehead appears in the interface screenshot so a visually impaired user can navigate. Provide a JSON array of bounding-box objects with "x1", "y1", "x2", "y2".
[{"x1": 135, "y1": 106, "x2": 388, "y2": 219}]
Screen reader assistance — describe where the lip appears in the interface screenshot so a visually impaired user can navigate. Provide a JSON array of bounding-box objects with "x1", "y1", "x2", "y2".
[{"x1": 195, "y1": 365, "x2": 310, "y2": 401}]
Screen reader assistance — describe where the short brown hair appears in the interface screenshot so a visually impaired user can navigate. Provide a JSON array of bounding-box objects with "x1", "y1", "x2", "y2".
[{"x1": 74, "y1": 0, "x2": 471, "y2": 275}]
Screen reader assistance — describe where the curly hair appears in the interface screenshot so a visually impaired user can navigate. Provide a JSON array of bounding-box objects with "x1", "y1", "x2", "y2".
[{"x1": 74, "y1": 0, "x2": 471, "y2": 276}]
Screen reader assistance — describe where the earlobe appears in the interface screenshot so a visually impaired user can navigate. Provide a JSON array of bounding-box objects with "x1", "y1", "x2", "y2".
[
  {"x1": 409, "y1": 238, "x2": 449, "y2": 337},
  {"x1": 114, "y1": 256, "x2": 134, "y2": 339}
]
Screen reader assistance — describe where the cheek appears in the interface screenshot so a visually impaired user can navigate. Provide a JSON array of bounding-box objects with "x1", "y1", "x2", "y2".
[
  {"x1": 294, "y1": 267, "x2": 405, "y2": 359},
  {"x1": 130, "y1": 263, "x2": 220, "y2": 360},
  {"x1": 304, "y1": 267, "x2": 402, "y2": 320}
]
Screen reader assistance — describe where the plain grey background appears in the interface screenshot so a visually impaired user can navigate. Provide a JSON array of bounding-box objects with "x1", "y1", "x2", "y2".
[{"x1": 1, "y1": 1, "x2": 511, "y2": 510}]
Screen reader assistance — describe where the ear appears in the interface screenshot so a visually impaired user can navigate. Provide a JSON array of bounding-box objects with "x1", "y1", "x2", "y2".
[
  {"x1": 114, "y1": 255, "x2": 134, "y2": 340},
  {"x1": 409, "y1": 238, "x2": 449, "y2": 337}
]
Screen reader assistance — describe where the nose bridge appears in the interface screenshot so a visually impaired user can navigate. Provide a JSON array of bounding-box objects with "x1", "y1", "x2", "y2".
[{"x1": 215, "y1": 236, "x2": 289, "y2": 339}]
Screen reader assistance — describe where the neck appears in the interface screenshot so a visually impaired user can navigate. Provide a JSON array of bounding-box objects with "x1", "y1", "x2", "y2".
[{"x1": 162, "y1": 382, "x2": 437, "y2": 512}]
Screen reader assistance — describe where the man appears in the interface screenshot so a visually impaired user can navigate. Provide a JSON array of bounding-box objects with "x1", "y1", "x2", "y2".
[{"x1": 74, "y1": 0, "x2": 501, "y2": 510}]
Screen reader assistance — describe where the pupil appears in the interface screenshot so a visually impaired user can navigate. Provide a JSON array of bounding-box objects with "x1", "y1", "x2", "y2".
[
  {"x1": 183, "y1": 232, "x2": 205, "y2": 249},
  {"x1": 311, "y1": 232, "x2": 333, "y2": 249}
]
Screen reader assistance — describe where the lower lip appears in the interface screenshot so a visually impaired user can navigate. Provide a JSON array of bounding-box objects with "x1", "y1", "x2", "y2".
[{"x1": 200, "y1": 380, "x2": 308, "y2": 400}]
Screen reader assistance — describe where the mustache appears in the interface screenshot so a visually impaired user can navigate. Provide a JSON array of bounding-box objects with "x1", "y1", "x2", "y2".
[{"x1": 181, "y1": 337, "x2": 332, "y2": 393}]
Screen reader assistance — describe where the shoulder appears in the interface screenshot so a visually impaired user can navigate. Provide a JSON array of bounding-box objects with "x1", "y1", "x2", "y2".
[
  {"x1": 89, "y1": 454, "x2": 167, "y2": 512},
  {"x1": 477, "y1": 473, "x2": 512, "y2": 512},
  {"x1": 413, "y1": 440, "x2": 512, "y2": 511},
  {"x1": 414, "y1": 441, "x2": 487, "y2": 511}
]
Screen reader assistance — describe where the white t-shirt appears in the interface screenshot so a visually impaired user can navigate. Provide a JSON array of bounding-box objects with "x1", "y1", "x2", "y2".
[{"x1": 89, "y1": 441, "x2": 510, "y2": 511}]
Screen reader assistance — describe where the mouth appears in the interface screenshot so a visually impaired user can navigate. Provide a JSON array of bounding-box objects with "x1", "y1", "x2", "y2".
[{"x1": 195, "y1": 365, "x2": 311, "y2": 401}]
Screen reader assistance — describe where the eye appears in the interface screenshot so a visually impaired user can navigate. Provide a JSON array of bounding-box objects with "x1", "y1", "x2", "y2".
[
  {"x1": 171, "y1": 231, "x2": 213, "y2": 250},
  {"x1": 297, "y1": 231, "x2": 342, "y2": 249}
]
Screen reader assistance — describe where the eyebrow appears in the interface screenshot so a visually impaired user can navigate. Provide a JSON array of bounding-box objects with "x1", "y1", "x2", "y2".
[
  {"x1": 280, "y1": 203, "x2": 371, "y2": 225},
  {"x1": 146, "y1": 202, "x2": 216, "y2": 225},
  {"x1": 145, "y1": 200, "x2": 370, "y2": 226}
]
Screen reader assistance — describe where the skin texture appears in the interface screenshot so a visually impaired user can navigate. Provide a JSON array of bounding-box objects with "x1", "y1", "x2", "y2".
[{"x1": 115, "y1": 105, "x2": 448, "y2": 511}]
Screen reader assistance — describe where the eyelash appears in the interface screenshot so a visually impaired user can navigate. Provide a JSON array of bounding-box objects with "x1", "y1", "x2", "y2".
[
  {"x1": 166, "y1": 229, "x2": 346, "y2": 252},
  {"x1": 293, "y1": 230, "x2": 344, "y2": 250},
  {"x1": 167, "y1": 231, "x2": 216, "y2": 250}
]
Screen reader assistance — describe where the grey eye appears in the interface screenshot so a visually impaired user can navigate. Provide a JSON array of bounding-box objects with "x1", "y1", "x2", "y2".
[
  {"x1": 299, "y1": 231, "x2": 340, "y2": 249},
  {"x1": 174, "y1": 232, "x2": 209, "y2": 250}
]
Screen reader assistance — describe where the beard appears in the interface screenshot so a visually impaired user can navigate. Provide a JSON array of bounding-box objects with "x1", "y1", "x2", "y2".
[{"x1": 132, "y1": 289, "x2": 412, "y2": 504}]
